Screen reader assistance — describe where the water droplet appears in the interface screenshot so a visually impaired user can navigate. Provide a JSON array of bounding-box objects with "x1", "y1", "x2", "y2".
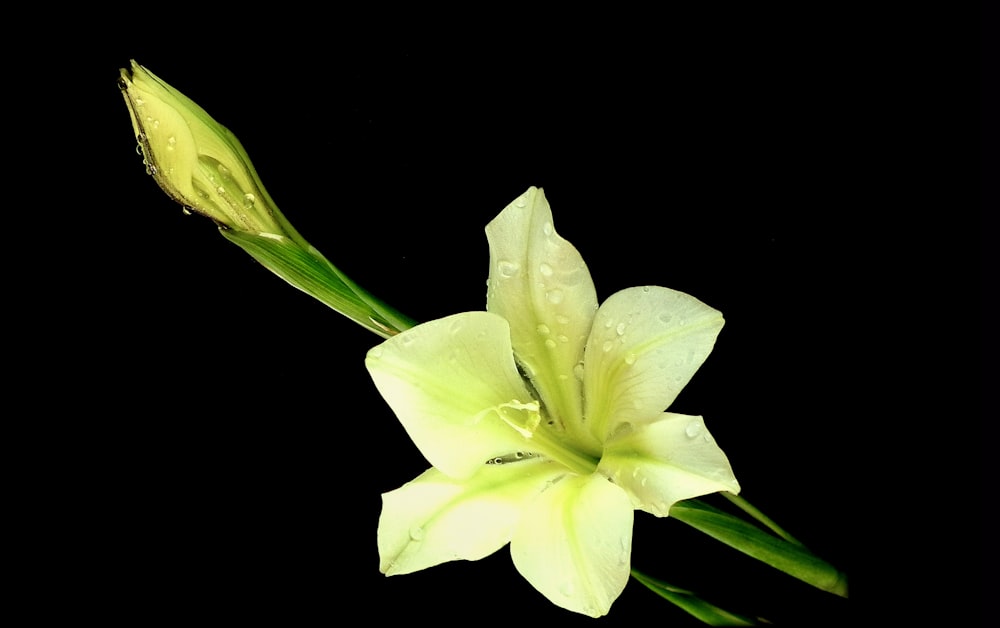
[
  {"x1": 515, "y1": 195, "x2": 527, "y2": 208},
  {"x1": 555, "y1": 314, "x2": 570, "y2": 325},
  {"x1": 658, "y1": 312, "x2": 673, "y2": 324},
  {"x1": 152, "y1": 119, "x2": 160, "y2": 129},
  {"x1": 539, "y1": 262, "x2": 553, "y2": 277},
  {"x1": 497, "y1": 260, "x2": 520, "y2": 278},
  {"x1": 536, "y1": 324, "x2": 550, "y2": 335},
  {"x1": 369, "y1": 347, "x2": 384, "y2": 358},
  {"x1": 216, "y1": 186, "x2": 225, "y2": 195},
  {"x1": 167, "y1": 136, "x2": 177, "y2": 150},
  {"x1": 135, "y1": 143, "x2": 144, "y2": 156},
  {"x1": 560, "y1": 581, "x2": 575, "y2": 597},
  {"x1": 685, "y1": 420, "x2": 702, "y2": 438},
  {"x1": 556, "y1": 334, "x2": 569, "y2": 343},
  {"x1": 408, "y1": 525, "x2": 425, "y2": 541},
  {"x1": 615, "y1": 322, "x2": 626, "y2": 336},
  {"x1": 542, "y1": 222, "x2": 554, "y2": 236},
  {"x1": 544, "y1": 338, "x2": 557, "y2": 349},
  {"x1": 573, "y1": 362, "x2": 585, "y2": 380},
  {"x1": 641, "y1": 477, "x2": 647, "y2": 487},
  {"x1": 145, "y1": 164, "x2": 156, "y2": 176},
  {"x1": 604, "y1": 319, "x2": 614, "y2": 329},
  {"x1": 181, "y1": 207, "x2": 193, "y2": 216},
  {"x1": 450, "y1": 319, "x2": 464, "y2": 335},
  {"x1": 545, "y1": 289, "x2": 564, "y2": 304},
  {"x1": 624, "y1": 353, "x2": 636, "y2": 365},
  {"x1": 602, "y1": 340, "x2": 614, "y2": 353},
  {"x1": 243, "y1": 193, "x2": 256, "y2": 207},
  {"x1": 641, "y1": 286, "x2": 651, "y2": 293}
]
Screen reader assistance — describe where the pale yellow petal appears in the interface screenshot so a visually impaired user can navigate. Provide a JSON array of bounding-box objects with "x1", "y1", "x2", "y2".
[
  {"x1": 510, "y1": 473, "x2": 634, "y2": 617},
  {"x1": 485, "y1": 187, "x2": 601, "y2": 454},
  {"x1": 584, "y1": 286, "x2": 724, "y2": 441},
  {"x1": 379, "y1": 460, "x2": 567, "y2": 575},
  {"x1": 599, "y1": 412, "x2": 740, "y2": 517},
  {"x1": 366, "y1": 312, "x2": 539, "y2": 479}
]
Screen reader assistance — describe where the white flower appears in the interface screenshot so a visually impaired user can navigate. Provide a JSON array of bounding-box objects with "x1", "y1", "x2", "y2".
[{"x1": 365, "y1": 187, "x2": 739, "y2": 617}]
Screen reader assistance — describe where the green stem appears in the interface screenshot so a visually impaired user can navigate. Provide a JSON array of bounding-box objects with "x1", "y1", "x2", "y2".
[{"x1": 219, "y1": 229, "x2": 416, "y2": 338}]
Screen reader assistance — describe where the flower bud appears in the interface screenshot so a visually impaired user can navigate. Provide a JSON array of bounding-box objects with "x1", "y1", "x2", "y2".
[{"x1": 118, "y1": 60, "x2": 293, "y2": 236}]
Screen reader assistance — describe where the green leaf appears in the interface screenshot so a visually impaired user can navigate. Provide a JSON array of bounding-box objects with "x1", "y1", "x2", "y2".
[
  {"x1": 670, "y1": 499, "x2": 848, "y2": 597},
  {"x1": 630, "y1": 568, "x2": 758, "y2": 626},
  {"x1": 220, "y1": 229, "x2": 415, "y2": 338}
]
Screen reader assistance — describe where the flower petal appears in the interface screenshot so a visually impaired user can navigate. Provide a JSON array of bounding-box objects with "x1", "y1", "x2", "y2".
[
  {"x1": 584, "y1": 286, "x2": 724, "y2": 441},
  {"x1": 485, "y1": 187, "x2": 601, "y2": 454},
  {"x1": 379, "y1": 459, "x2": 567, "y2": 575},
  {"x1": 510, "y1": 473, "x2": 634, "y2": 617},
  {"x1": 599, "y1": 412, "x2": 740, "y2": 517},
  {"x1": 366, "y1": 312, "x2": 540, "y2": 479}
]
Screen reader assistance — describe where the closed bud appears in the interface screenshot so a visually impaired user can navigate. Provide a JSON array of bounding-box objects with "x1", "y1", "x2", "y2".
[{"x1": 118, "y1": 60, "x2": 293, "y2": 237}]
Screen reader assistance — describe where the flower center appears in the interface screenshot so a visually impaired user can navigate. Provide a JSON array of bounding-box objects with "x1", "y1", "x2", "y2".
[{"x1": 494, "y1": 400, "x2": 600, "y2": 476}]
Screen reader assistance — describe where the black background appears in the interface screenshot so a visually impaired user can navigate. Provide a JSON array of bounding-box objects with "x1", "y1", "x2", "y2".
[{"x1": 26, "y1": 6, "x2": 984, "y2": 626}]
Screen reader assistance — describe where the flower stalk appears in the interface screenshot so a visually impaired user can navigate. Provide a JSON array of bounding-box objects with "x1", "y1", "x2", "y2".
[{"x1": 118, "y1": 60, "x2": 414, "y2": 338}]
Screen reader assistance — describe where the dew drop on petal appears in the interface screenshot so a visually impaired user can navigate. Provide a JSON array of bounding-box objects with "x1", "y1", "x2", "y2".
[
  {"x1": 685, "y1": 419, "x2": 702, "y2": 438},
  {"x1": 542, "y1": 222, "x2": 554, "y2": 236},
  {"x1": 498, "y1": 260, "x2": 520, "y2": 278},
  {"x1": 539, "y1": 262, "x2": 553, "y2": 277},
  {"x1": 658, "y1": 312, "x2": 673, "y2": 325},
  {"x1": 536, "y1": 324, "x2": 550, "y2": 335},
  {"x1": 560, "y1": 581, "x2": 575, "y2": 597},
  {"x1": 602, "y1": 340, "x2": 614, "y2": 353},
  {"x1": 408, "y1": 525, "x2": 425, "y2": 541},
  {"x1": 624, "y1": 353, "x2": 636, "y2": 365},
  {"x1": 616, "y1": 322, "x2": 626, "y2": 336},
  {"x1": 544, "y1": 339, "x2": 557, "y2": 349},
  {"x1": 545, "y1": 289, "x2": 564, "y2": 304}
]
